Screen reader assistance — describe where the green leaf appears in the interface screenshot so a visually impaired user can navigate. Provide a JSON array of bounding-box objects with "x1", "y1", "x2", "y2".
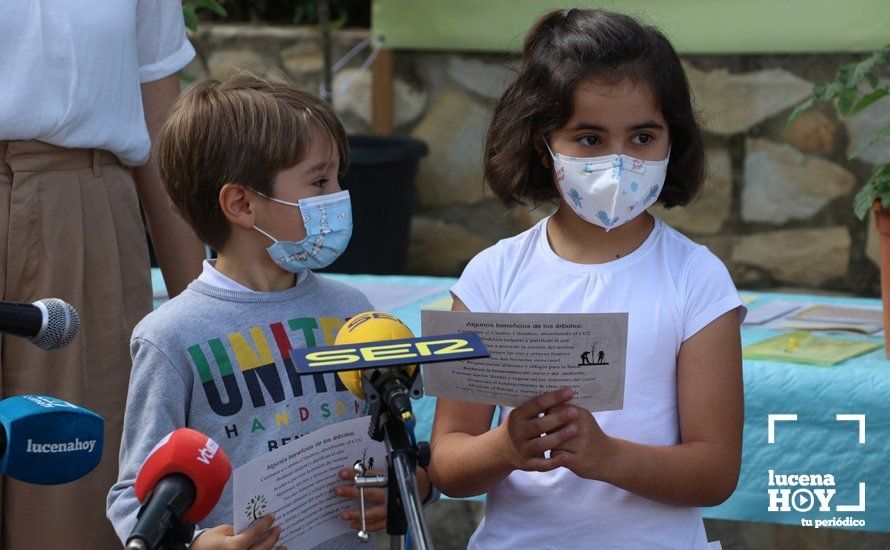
[
  {"x1": 850, "y1": 88, "x2": 890, "y2": 116},
  {"x1": 841, "y1": 49, "x2": 887, "y2": 88},
  {"x1": 836, "y1": 87, "x2": 860, "y2": 116},
  {"x1": 786, "y1": 97, "x2": 814, "y2": 129},
  {"x1": 838, "y1": 62, "x2": 856, "y2": 88},
  {"x1": 873, "y1": 163, "x2": 890, "y2": 185},
  {"x1": 854, "y1": 186, "x2": 876, "y2": 220},
  {"x1": 183, "y1": 4, "x2": 199, "y2": 31},
  {"x1": 855, "y1": 164, "x2": 890, "y2": 220},
  {"x1": 865, "y1": 72, "x2": 880, "y2": 89},
  {"x1": 193, "y1": 0, "x2": 228, "y2": 17},
  {"x1": 850, "y1": 127, "x2": 890, "y2": 160},
  {"x1": 811, "y1": 82, "x2": 835, "y2": 102}
]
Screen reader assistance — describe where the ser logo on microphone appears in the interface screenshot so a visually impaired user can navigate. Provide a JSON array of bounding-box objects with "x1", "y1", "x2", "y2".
[{"x1": 291, "y1": 332, "x2": 489, "y2": 375}]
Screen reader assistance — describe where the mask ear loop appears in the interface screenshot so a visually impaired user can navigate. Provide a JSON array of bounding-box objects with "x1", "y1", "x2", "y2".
[
  {"x1": 248, "y1": 187, "x2": 302, "y2": 208},
  {"x1": 542, "y1": 137, "x2": 556, "y2": 159},
  {"x1": 253, "y1": 224, "x2": 279, "y2": 244},
  {"x1": 247, "y1": 189, "x2": 288, "y2": 243}
]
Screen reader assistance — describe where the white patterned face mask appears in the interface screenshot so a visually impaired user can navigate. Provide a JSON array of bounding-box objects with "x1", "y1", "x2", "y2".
[{"x1": 545, "y1": 140, "x2": 670, "y2": 231}]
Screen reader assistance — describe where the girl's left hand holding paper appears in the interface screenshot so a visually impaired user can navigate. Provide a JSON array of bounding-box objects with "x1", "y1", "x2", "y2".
[{"x1": 549, "y1": 405, "x2": 616, "y2": 480}]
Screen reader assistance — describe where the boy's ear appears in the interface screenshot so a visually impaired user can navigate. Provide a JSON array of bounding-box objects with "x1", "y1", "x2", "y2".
[
  {"x1": 532, "y1": 133, "x2": 551, "y2": 169},
  {"x1": 219, "y1": 183, "x2": 257, "y2": 230}
]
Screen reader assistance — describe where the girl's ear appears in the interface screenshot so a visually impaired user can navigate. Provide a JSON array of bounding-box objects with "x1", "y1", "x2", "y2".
[
  {"x1": 532, "y1": 133, "x2": 551, "y2": 169},
  {"x1": 219, "y1": 183, "x2": 258, "y2": 230}
]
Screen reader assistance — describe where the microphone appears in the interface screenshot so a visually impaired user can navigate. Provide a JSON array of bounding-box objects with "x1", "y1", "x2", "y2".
[
  {"x1": 0, "y1": 394, "x2": 103, "y2": 484},
  {"x1": 334, "y1": 312, "x2": 419, "y2": 420},
  {"x1": 126, "y1": 428, "x2": 232, "y2": 550},
  {"x1": 292, "y1": 312, "x2": 488, "y2": 549},
  {"x1": 290, "y1": 312, "x2": 488, "y2": 403},
  {"x1": 0, "y1": 298, "x2": 79, "y2": 350}
]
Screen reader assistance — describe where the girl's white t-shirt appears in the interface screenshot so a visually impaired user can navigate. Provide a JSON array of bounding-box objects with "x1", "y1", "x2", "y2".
[
  {"x1": 0, "y1": 0, "x2": 195, "y2": 166},
  {"x1": 451, "y1": 216, "x2": 745, "y2": 550}
]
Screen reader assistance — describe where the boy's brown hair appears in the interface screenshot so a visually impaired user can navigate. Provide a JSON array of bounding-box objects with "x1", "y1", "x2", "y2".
[{"x1": 157, "y1": 74, "x2": 348, "y2": 251}]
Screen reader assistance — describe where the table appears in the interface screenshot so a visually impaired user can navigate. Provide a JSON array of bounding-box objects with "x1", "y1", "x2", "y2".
[{"x1": 151, "y1": 270, "x2": 889, "y2": 531}]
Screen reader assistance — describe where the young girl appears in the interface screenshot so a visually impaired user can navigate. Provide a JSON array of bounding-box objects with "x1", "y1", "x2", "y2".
[{"x1": 429, "y1": 9, "x2": 744, "y2": 549}]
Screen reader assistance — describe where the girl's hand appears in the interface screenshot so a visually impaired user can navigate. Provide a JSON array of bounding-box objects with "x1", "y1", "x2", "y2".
[
  {"x1": 334, "y1": 468, "x2": 387, "y2": 533},
  {"x1": 549, "y1": 404, "x2": 615, "y2": 480},
  {"x1": 498, "y1": 388, "x2": 580, "y2": 473},
  {"x1": 189, "y1": 515, "x2": 284, "y2": 550}
]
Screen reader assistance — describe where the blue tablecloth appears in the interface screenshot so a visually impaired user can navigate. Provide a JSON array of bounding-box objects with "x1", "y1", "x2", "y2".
[{"x1": 152, "y1": 270, "x2": 890, "y2": 531}]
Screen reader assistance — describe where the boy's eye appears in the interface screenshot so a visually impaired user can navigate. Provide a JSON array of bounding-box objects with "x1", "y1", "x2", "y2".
[
  {"x1": 632, "y1": 133, "x2": 654, "y2": 145},
  {"x1": 312, "y1": 178, "x2": 328, "y2": 188}
]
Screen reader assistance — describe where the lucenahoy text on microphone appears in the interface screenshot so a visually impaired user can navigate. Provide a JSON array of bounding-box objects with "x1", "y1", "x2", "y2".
[{"x1": 26, "y1": 438, "x2": 98, "y2": 454}]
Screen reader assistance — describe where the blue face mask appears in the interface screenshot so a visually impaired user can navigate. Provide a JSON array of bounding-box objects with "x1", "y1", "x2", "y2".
[{"x1": 253, "y1": 190, "x2": 353, "y2": 272}]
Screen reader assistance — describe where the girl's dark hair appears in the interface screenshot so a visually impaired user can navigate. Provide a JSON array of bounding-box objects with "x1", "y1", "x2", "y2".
[{"x1": 485, "y1": 8, "x2": 705, "y2": 209}]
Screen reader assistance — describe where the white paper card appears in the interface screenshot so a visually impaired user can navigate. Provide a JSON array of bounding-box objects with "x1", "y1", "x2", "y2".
[
  {"x1": 233, "y1": 416, "x2": 385, "y2": 549},
  {"x1": 421, "y1": 311, "x2": 628, "y2": 411},
  {"x1": 742, "y1": 300, "x2": 803, "y2": 325}
]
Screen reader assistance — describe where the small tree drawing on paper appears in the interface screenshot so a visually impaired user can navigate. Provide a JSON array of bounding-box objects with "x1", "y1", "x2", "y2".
[
  {"x1": 244, "y1": 494, "x2": 268, "y2": 522},
  {"x1": 354, "y1": 448, "x2": 374, "y2": 473}
]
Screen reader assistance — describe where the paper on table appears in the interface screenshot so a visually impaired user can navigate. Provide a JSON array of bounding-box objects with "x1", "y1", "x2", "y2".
[
  {"x1": 233, "y1": 417, "x2": 385, "y2": 549},
  {"x1": 791, "y1": 304, "x2": 882, "y2": 323},
  {"x1": 762, "y1": 304, "x2": 884, "y2": 334},
  {"x1": 421, "y1": 311, "x2": 628, "y2": 411},
  {"x1": 421, "y1": 294, "x2": 453, "y2": 311},
  {"x1": 742, "y1": 300, "x2": 803, "y2": 325},
  {"x1": 772, "y1": 318, "x2": 883, "y2": 335},
  {"x1": 742, "y1": 331, "x2": 882, "y2": 366}
]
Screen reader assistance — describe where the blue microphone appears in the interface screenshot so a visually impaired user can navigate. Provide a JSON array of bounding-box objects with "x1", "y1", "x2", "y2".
[{"x1": 0, "y1": 394, "x2": 103, "y2": 484}]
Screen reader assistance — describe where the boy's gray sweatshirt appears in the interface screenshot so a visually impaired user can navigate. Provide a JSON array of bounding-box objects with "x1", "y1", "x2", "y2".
[{"x1": 107, "y1": 273, "x2": 374, "y2": 548}]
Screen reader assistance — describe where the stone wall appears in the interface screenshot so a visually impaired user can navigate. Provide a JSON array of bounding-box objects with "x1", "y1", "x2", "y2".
[{"x1": 185, "y1": 25, "x2": 889, "y2": 295}]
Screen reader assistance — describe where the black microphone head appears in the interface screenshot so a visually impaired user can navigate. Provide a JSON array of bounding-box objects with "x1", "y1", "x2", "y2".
[{"x1": 32, "y1": 299, "x2": 79, "y2": 351}]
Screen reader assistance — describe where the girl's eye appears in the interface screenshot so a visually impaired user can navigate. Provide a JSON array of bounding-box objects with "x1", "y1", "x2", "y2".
[
  {"x1": 312, "y1": 178, "x2": 328, "y2": 188},
  {"x1": 632, "y1": 133, "x2": 654, "y2": 146},
  {"x1": 578, "y1": 135, "x2": 600, "y2": 147}
]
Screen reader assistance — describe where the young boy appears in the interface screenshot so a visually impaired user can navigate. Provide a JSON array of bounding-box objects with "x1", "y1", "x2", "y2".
[{"x1": 107, "y1": 75, "x2": 430, "y2": 549}]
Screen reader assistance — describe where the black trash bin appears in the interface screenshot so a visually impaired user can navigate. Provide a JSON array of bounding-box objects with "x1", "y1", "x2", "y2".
[{"x1": 326, "y1": 134, "x2": 428, "y2": 274}]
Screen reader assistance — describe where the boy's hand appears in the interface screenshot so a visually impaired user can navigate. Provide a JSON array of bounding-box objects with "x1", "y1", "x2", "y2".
[
  {"x1": 549, "y1": 404, "x2": 615, "y2": 480},
  {"x1": 189, "y1": 515, "x2": 284, "y2": 550},
  {"x1": 498, "y1": 388, "x2": 579, "y2": 473},
  {"x1": 334, "y1": 468, "x2": 387, "y2": 533}
]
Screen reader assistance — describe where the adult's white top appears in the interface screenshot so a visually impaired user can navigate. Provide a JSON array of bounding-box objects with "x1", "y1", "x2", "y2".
[{"x1": 0, "y1": 0, "x2": 195, "y2": 166}]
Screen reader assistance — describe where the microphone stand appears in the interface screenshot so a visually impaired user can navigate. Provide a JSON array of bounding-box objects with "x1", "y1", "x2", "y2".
[{"x1": 354, "y1": 369, "x2": 433, "y2": 550}]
